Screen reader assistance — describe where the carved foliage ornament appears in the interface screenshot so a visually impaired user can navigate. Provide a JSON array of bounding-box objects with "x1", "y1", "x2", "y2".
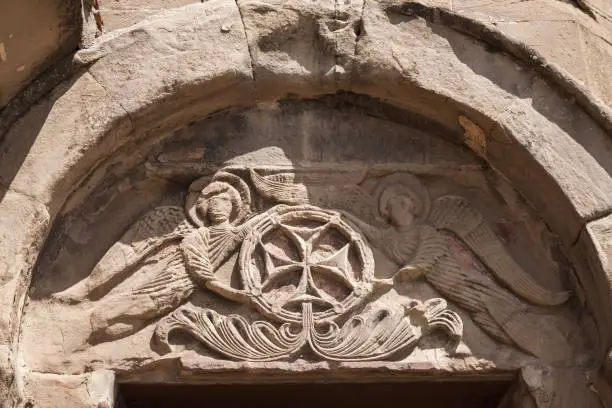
[{"x1": 54, "y1": 169, "x2": 571, "y2": 363}]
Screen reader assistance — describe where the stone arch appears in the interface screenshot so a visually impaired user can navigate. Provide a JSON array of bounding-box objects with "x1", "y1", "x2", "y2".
[{"x1": 1, "y1": 1, "x2": 612, "y2": 407}]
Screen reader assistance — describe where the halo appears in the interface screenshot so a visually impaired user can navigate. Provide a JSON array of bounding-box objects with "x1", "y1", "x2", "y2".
[
  {"x1": 185, "y1": 171, "x2": 252, "y2": 226},
  {"x1": 373, "y1": 173, "x2": 431, "y2": 222}
]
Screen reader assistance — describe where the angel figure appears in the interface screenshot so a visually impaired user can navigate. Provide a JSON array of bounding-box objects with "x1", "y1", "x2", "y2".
[
  {"x1": 342, "y1": 173, "x2": 573, "y2": 362},
  {"x1": 54, "y1": 172, "x2": 278, "y2": 342}
]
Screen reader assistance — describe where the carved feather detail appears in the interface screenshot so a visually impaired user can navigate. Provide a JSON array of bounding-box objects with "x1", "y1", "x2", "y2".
[
  {"x1": 425, "y1": 250, "x2": 574, "y2": 359},
  {"x1": 54, "y1": 206, "x2": 194, "y2": 302},
  {"x1": 427, "y1": 196, "x2": 570, "y2": 307},
  {"x1": 428, "y1": 196, "x2": 484, "y2": 235},
  {"x1": 250, "y1": 169, "x2": 377, "y2": 221},
  {"x1": 93, "y1": 206, "x2": 192, "y2": 284},
  {"x1": 487, "y1": 298, "x2": 574, "y2": 361},
  {"x1": 250, "y1": 169, "x2": 309, "y2": 204},
  {"x1": 120, "y1": 206, "x2": 193, "y2": 256}
]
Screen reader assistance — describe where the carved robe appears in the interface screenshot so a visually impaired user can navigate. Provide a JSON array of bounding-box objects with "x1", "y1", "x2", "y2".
[{"x1": 181, "y1": 224, "x2": 246, "y2": 286}]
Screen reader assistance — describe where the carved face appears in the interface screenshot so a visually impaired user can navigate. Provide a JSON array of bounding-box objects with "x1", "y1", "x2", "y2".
[
  {"x1": 387, "y1": 194, "x2": 417, "y2": 228},
  {"x1": 206, "y1": 192, "x2": 234, "y2": 223}
]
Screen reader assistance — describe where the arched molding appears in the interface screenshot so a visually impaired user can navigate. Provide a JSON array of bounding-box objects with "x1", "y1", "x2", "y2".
[{"x1": 1, "y1": 0, "x2": 612, "y2": 405}]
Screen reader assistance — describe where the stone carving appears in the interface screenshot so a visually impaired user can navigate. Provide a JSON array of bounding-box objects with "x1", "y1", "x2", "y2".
[
  {"x1": 54, "y1": 171, "x2": 281, "y2": 339},
  {"x1": 250, "y1": 168, "x2": 378, "y2": 223},
  {"x1": 156, "y1": 299, "x2": 462, "y2": 362},
  {"x1": 337, "y1": 173, "x2": 573, "y2": 362},
  {"x1": 156, "y1": 202, "x2": 462, "y2": 361},
  {"x1": 239, "y1": 204, "x2": 375, "y2": 323},
  {"x1": 53, "y1": 168, "x2": 571, "y2": 364}
]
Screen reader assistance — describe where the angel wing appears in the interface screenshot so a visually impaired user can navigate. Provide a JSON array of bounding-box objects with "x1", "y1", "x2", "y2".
[
  {"x1": 427, "y1": 196, "x2": 570, "y2": 307},
  {"x1": 250, "y1": 169, "x2": 309, "y2": 203},
  {"x1": 428, "y1": 250, "x2": 574, "y2": 361},
  {"x1": 250, "y1": 169, "x2": 377, "y2": 223},
  {"x1": 54, "y1": 206, "x2": 194, "y2": 302},
  {"x1": 309, "y1": 185, "x2": 378, "y2": 223}
]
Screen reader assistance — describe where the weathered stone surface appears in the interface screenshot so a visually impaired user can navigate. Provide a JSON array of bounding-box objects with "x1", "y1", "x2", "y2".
[
  {"x1": 0, "y1": 190, "x2": 49, "y2": 344},
  {"x1": 0, "y1": 0, "x2": 80, "y2": 107},
  {"x1": 22, "y1": 371, "x2": 115, "y2": 408},
  {"x1": 446, "y1": 0, "x2": 612, "y2": 110},
  {"x1": 489, "y1": 99, "x2": 612, "y2": 244},
  {"x1": 493, "y1": 20, "x2": 589, "y2": 86},
  {"x1": 572, "y1": 214, "x2": 612, "y2": 346},
  {"x1": 583, "y1": 29, "x2": 612, "y2": 108},
  {"x1": 595, "y1": 353, "x2": 612, "y2": 408},
  {"x1": 354, "y1": 2, "x2": 514, "y2": 131},
  {"x1": 0, "y1": 189, "x2": 49, "y2": 408},
  {"x1": 0, "y1": 1, "x2": 611, "y2": 406},
  {"x1": 99, "y1": 0, "x2": 197, "y2": 32},
  {"x1": 0, "y1": 72, "x2": 132, "y2": 215},
  {"x1": 354, "y1": 0, "x2": 612, "y2": 244},
  {"x1": 20, "y1": 99, "x2": 585, "y2": 383},
  {"x1": 453, "y1": 0, "x2": 574, "y2": 20},
  {"x1": 81, "y1": 1, "x2": 253, "y2": 133},
  {"x1": 237, "y1": 0, "x2": 362, "y2": 100},
  {"x1": 0, "y1": 344, "x2": 15, "y2": 407},
  {"x1": 517, "y1": 366, "x2": 602, "y2": 408}
]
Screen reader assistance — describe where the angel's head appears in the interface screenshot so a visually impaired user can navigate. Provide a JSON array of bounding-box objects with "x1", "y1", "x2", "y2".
[
  {"x1": 197, "y1": 181, "x2": 242, "y2": 224},
  {"x1": 380, "y1": 185, "x2": 424, "y2": 229}
]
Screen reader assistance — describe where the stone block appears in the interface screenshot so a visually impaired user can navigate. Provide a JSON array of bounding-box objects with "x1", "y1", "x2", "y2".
[
  {"x1": 572, "y1": 214, "x2": 612, "y2": 347},
  {"x1": 237, "y1": 0, "x2": 363, "y2": 100},
  {"x1": 83, "y1": 1, "x2": 254, "y2": 133},
  {"x1": 100, "y1": 0, "x2": 197, "y2": 32},
  {"x1": 494, "y1": 20, "x2": 589, "y2": 87},
  {"x1": 0, "y1": 72, "x2": 133, "y2": 215},
  {"x1": 0, "y1": 190, "x2": 49, "y2": 345},
  {"x1": 454, "y1": 0, "x2": 575, "y2": 22},
  {"x1": 23, "y1": 371, "x2": 115, "y2": 408},
  {"x1": 490, "y1": 99, "x2": 612, "y2": 244},
  {"x1": 582, "y1": 30, "x2": 612, "y2": 108}
]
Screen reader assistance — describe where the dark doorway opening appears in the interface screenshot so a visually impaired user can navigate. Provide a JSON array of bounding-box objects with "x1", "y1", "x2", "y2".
[{"x1": 118, "y1": 379, "x2": 513, "y2": 408}]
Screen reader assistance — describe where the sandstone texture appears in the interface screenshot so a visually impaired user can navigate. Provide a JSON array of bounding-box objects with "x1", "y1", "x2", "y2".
[
  {"x1": 0, "y1": 0, "x2": 80, "y2": 107},
  {"x1": 0, "y1": 1, "x2": 611, "y2": 407}
]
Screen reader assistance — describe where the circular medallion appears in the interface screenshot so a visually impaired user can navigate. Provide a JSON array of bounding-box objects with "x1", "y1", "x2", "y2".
[{"x1": 239, "y1": 205, "x2": 374, "y2": 323}]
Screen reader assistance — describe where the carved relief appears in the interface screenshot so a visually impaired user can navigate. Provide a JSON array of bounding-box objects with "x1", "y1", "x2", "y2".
[
  {"x1": 239, "y1": 204, "x2": 375, "y2": 323},
  {"x1": 337, "y1": 173, "x2": 573, "y2": 362},
  {"x1": 53, "y1": 168, "x2": 572, "y2": 364}
]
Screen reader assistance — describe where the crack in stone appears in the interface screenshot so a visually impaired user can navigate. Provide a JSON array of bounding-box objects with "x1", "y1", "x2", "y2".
[
  {"x1": 1, "y1": 185, "x2": 48, "y2": 210},
  {"x1": 350, "y1": 0, "x2": 368, "y2": 80},
  {"x1": 234, "y1": 0, "x2": 259, "y2": 101},
  {"x1": 334, "y1": 0, "x2": 339, "y2": 90},
  {"x1": 85, "y1": 70, "x2": 134, "y2": 128}
]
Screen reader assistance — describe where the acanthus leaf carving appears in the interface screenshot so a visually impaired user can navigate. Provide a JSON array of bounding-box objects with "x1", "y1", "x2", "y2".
[{"x1": 155, "y1": 299, "x2": 462, "y2": 362}]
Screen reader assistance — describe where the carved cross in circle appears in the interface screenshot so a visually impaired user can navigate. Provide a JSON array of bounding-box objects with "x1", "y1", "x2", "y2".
[
  {"x1": 261, "y1": 221, "x2": 355, "y2": 313},
  {"x1": 240, "y1": 205, "x2": 374, "y2": 324}
]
